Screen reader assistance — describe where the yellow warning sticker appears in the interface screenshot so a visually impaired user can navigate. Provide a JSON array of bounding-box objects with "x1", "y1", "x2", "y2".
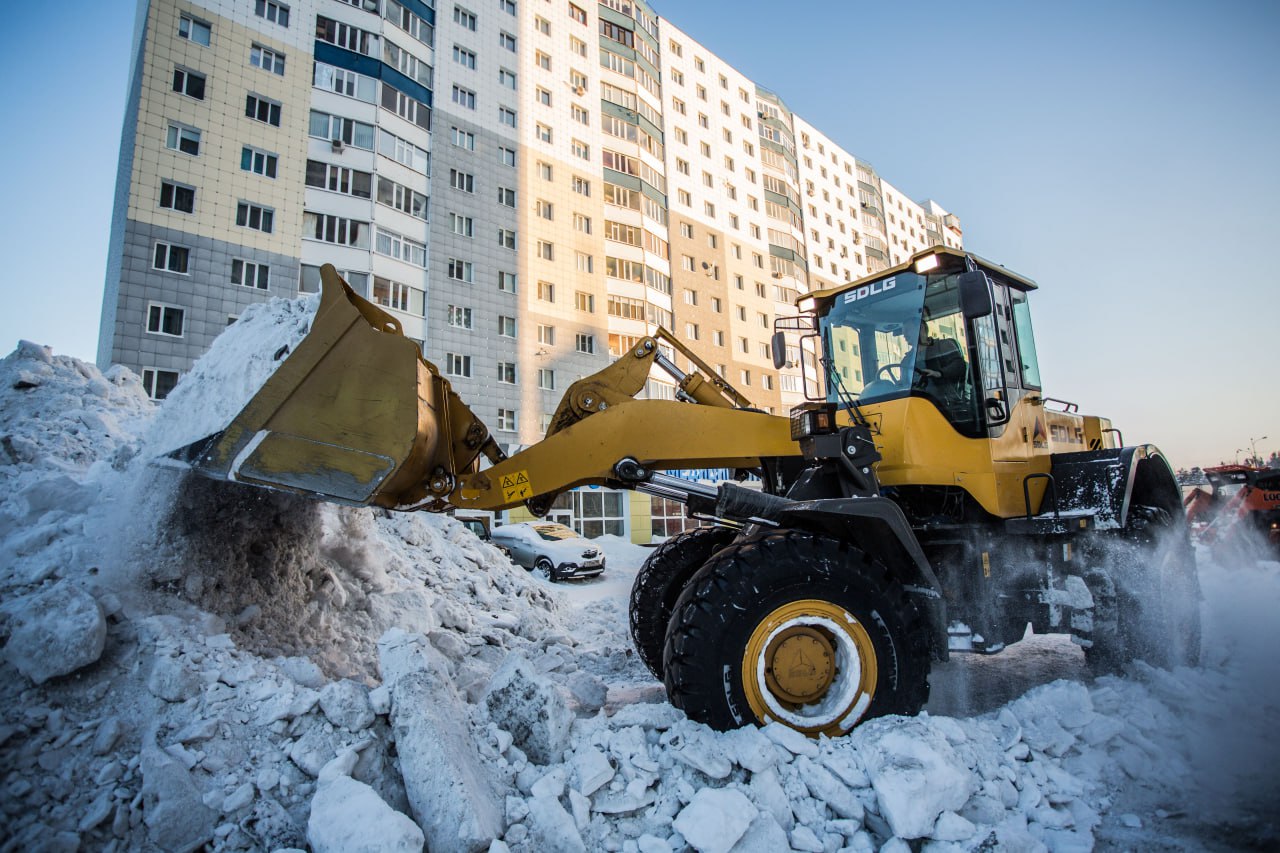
[{"x1": 501, "y1": 470, "x2": 533, "y2": 502}]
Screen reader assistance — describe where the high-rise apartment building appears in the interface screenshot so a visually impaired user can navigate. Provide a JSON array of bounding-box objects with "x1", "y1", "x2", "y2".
[{"x1": 99, "y1": 0, "x2": 961, "y2": 541}]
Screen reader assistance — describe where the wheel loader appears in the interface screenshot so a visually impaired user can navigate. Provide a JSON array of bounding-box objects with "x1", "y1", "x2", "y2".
[{"x1": 168, "y1": 245, "x2": 1200, "y2": 738}]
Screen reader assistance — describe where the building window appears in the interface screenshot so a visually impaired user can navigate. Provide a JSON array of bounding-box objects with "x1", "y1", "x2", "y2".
[
  {"x1": 498, "y1": 315, "x2": 516, "y2": 337},
  {"x1": 159, "y1": 180, "x2": 195, "y2": 213},
  {"x1": 453, "y1": 6, "x2": 477, "y2": 30},
  {"x1": 536, "y1": 240, "x2": 553, "y2": 260},
  {"x1": 535, "y1": 50, "x2": 551, "y2": 70},
  {"x1": 245, "y1": 94, "x2": 281, "y2": 126},
  {"x1": 498, "y1": 187, "x2": 516, "y2": 207},
  {"x1": 499, "y1": 31, "x2": 516, "y2": 51},
  {"x1": 447, "y1": 305, "x2": 473, "y2": 328},
  {"x1": 572, "y1": 176, "x2": 590, "y2": 195},
  {"x1": 534, "y1": 15, "x2": 549, "y2": 33},
  {"x1": 172, "y1": 67, "x2": 205, "y2": 99},
  {"x1": 536, "y1": 199, "x2": 553, "y2": 220},
  {"x1": 450, "y1": 213, "x2": 474, "y2": 236},
  {"x1": 306, "y1": 160, "x2": 373, "y2": 197},
  {"x1": 309, "y1": 110, "x2": 375, "y2": 149},
  {"x1": 537, "y1": 87, "x2": 552, "y2": 106},
  {"x1": 537, "y1": 280, "x2": 555, "y2": 302},
  {"x1": 498, "y1": 228, "x2": 516, "y2": 249},
  {"x1": 571, "y1": 104, "x2": 589, "y2": 124},
  {"x1": 537, "y1": 324, "x2": 556, "y2": 345},
  {"x1": 498, "y1": 271, "x2": 517, "y2": 293},
  {"x1": 450, "y1": 169, "x2": 475, "y2": 192},
  {"x1": 575, "y1": 291, "x2": 595, "y2": 312},
  {"x1": 178, "y1": 14, "x2": 211, "y2": 45},
  {"x1": 453, "y1": 45, "x2": 477, "y2": 68},
  {"x1": 240, "y1": 146, "x2": 278, "y2": 178},
  {"x1": 376, "y1": 177, "x2": 428, "y2": 218},
  {"x1": 250, "y1": 44, "x2": 286, "y2": 75},
  {"x1": 497, "y1": 409, "x2": 517, "y2": 431},
  {"x1": 452, "y1": 85, "x2": 476, "y2": 109},
  {"x1": 570, "y1": 36, "x2": 587, "y2": 56},
  {"x1": 536, "y1": 123, "x2": 552, "y2": 143},
  {"x1": 573, "y1": 213, "x2": 591, "y2": 233},
  {"x1": 538, "y1": 161, "x2": 553, "y2": 180},
  {"x1": 141, "y1": 368, "x2": 179, "y2": 401},
  {"x1": 165, "y1": 123, "x2": 201, "y2": 155},
  {"x1": 303, "y1": 213, "x2": 369, "y2": 247},
  {"x1": 497, "y1": 361, "x2": 516, "y2": 383},
  {"x1": 450, "y1": 126, "x2": 475, "y2": 149},
  {"x1": 538, "y1": 368, "x2": 555, "y2": 390},
  {"x1": 497, "y1": 106, "x2": 517, "y2": 127},
  {"x1": 575, "y1": 252, "x2": 593, "y2": 273},
  {"x1": 501, "y1": 0, "x2": 517, "y2": 15},
  {"x1": 231, "y1": 259, "x2": 270, "y2": 290},
  {"x1": 255, "y1": 0, "x2": 290, "y2": 26},
  {"x1": 447, "y1": 258, "x2": 474, "y2": 282},
  {"x1": 236, "y1": 202, "x2": 274, "y2": 233},
  {"x1": 499, "y1": 146, "x2": 516, "y2": 166},
  {"x1": 315, "y1": 15, "x2": 378, "y2": 55},
  {"x1": 685, "y1": 323, "x2": 699, "y2": 341},
  {"x1": 445, "y1": 353, "x2": 472, "y2": 377},
  {"x1": 146, "y1": 303, "x2": 186, "y2": 337},
  {"x1": 152, "y1": 242, "x2": 190, "y2": 274},
  {"x1": 568, "y1": 3, "x2": 586, "y2": 24},
  {"x1": 575, "y1": 333, "x2": 594, "y2": 353}
]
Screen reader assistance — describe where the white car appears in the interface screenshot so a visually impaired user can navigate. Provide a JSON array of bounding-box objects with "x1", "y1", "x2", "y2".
[{"x1": 490, "y1": 522, "x2": 606, "y2": 581}]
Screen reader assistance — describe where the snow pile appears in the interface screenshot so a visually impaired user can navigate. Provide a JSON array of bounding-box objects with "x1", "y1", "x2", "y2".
[
  {"x1": 0, "y1": 293, "x2": 1277, "y2": 852},
  {"x1": 144, "y1": 292, "x2": 318, "y2": 456}
]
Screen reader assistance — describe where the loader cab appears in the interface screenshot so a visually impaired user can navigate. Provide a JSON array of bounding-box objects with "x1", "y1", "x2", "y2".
[{"x1": 814, "y1": 248, "x2": 1041, "y2": 440}]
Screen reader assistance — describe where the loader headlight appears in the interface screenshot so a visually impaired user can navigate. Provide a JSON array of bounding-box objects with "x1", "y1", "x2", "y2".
[{"x1": 790, "y1": 402, "x2": 839, "y2": 440}]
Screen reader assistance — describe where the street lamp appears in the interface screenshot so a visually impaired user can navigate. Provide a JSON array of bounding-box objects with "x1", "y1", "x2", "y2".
[{"x1": 1250, "y1": 436, "x2": 1268, "y2": 466}]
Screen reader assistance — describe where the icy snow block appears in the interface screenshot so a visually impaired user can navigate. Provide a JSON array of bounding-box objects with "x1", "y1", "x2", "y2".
[
  {"x1": 673, "y1": 787, "x2": 757, "y2": 853},
  {"x1": 483, "y1": 654, "x2": 573, "y2": 765},
  {"x1": 572, "y1": 746, "x2": 615, "y2": 796},
  {"x1": 852, "y1": 717, "x2": 976, "y2": 840},
  {"x1": 140, "y1": 737, "x2": 217, "y2": 852},
  {"x1": 3, "y1": 581, "x2": 105, "y2": 685},
  {"x1": 726, "y1": 813, "x2": 790, "y2": 853},
  {"x1": 525, "y1": 793, "x2": 587, "y2": 853},
  {"x1": 378, "y1": 629, "x2": 505, "y2": 852},
  {"x1": 309, "y1": 775, "x2": 424, "y2": 853},
  {"x1": 319, "y1": 679, "x2": 376, "y2": 732}
]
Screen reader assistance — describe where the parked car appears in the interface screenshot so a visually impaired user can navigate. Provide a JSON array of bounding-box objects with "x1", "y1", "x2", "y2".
[{"x1": 489, "y1": 522, "x2": 605, "y2": 581}]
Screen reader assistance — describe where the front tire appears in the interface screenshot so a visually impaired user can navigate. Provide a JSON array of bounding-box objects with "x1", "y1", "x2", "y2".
[
  {"x1": 663, "y1": 530, "x2": 931, "y2": 736},
  {"x1": 629, "y1": 526, "x2": 737, "y2": 678},
  {"x1": 1087, "y1": 505, "x2": 1201, "y2": 672},
  {"x1": 534, "y1": 556, "x2": 556, "y2": 580}
]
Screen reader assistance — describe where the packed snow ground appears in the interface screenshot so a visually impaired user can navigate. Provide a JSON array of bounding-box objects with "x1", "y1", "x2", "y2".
[{"x1": 1, "y1": 302, "x2": 1278, "y2": 852}]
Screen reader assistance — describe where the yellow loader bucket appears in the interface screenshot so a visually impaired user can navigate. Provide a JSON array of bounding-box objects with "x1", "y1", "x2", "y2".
[{"x1": 169, "y1": 266, "x2": 502, "y2": 509}]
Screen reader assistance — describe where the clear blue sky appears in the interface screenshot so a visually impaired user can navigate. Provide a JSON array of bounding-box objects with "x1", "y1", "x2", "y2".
[{"x1": 1, "y1": 0, "x2": 1276, "y2": 466}]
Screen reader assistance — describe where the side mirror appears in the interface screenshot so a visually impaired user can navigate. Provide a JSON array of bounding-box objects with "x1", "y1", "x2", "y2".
[
  {"x1": 771, "y1": 331, "x2": 787, "y2": 370},
  {"x1": 985, "y1": 394, "x2": 1009, "y2": 425},
  {"x1": 958, "y1": 271, "x2": 993, "y2": 320}
]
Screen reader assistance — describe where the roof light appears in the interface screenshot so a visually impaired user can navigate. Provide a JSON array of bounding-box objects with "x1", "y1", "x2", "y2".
[
  {"x1": 798, "y1": 296, "x2": 817, "y2": 313},
  {"x1": 914, "y1": 254, "x2": 939, "y2": 274}
]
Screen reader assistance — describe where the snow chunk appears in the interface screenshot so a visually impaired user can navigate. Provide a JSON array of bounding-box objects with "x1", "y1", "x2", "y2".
[
  {"x1": 309, "y1": 775, "x2": 424, "y2": 853},
  {"x1": 525, "y1": 793, "x2": 587, "y2": 853},
  {"x1": 379, "y1": 630, "x2": 505, "y2": 852},
  {"x1": 3, "y1": 581, "x2": 105, "y2": 684},
  {"x1": 483, "y1": 654, "x2": 573, "y2": 765},
  {"x1": 319, "y1": 679, "x2": 376, "y2": 732},
  {"x1": 673, "y1": 787, "x2": 756, "y2": 853},
  {"x1": 140, "y1": 735, "x2": 218, "y2": 852},
  {"x1": 853, "y1": 717, "x2": 977, "y2": 840}
]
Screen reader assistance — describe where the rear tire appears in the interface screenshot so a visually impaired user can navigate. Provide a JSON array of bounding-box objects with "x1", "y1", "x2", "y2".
[
  {"x1": 663, "y1": 529, "x2": 931, "y2": 736},
  {"x1": 629, "y1": 527, "x2": 737, "y2": 678},
  {"x1": 1087, "y1": 505, "x2": 1201, "y2": 672},
  {"x1": 534, "y1": 556, "x2": 555, "y2": 580}
]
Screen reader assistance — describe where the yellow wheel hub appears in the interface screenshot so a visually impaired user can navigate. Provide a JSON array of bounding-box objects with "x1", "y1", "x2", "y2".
[{"x1": 741, "y1": 599, "x2": 878, "y2": 737}]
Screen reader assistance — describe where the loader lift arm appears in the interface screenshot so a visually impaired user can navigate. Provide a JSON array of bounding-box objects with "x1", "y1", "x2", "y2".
[{"x1": 173, "y1": 265, "x2": 801, "y2": 517}]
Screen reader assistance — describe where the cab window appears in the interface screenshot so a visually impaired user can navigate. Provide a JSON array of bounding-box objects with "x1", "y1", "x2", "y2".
[{"x1": 1009, "y1": 290, "x2": 1041, "y2": 389}]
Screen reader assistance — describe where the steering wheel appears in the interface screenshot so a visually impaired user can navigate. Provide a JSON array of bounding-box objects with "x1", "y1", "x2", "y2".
[{"x1": 877, "y1": 363, "x2": 903, "y2": 383}]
